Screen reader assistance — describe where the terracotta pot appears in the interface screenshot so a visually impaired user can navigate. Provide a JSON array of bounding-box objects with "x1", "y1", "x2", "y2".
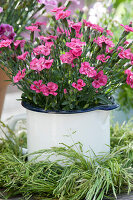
[{"x1": 0, "y1": 67, "x2": 10, "y2": 117}]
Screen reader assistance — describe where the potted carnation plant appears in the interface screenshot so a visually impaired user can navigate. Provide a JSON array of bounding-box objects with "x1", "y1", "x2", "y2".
[{"x1": 0, "y1": 6, "x2": 133, "y2": 159}]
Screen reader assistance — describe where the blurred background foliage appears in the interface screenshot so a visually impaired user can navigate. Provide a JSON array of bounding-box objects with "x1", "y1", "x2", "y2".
[{"x1": 0, "y1": 0, "x2": 45, "y2": 38}]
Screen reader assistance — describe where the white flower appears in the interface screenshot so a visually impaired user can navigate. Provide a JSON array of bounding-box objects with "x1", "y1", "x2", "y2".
[
  {"x1": 88, "y1": 2, "x2": 107, "y2": 24},
  {"x1": 0, "y1": 7, "x2": 3, "y2": 13}
]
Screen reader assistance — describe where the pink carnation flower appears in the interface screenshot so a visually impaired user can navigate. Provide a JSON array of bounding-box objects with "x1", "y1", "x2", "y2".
[
  {"x1": 125, "y1": 69, "x2": 133, "y2": 88},
  {"x1": 0, "y1": 39, "x2": 12, "y2": 48},
  {"x1": 45, "y1": 41, "x2": 54, "y2": 48},
  {"x1": 14, "y1": 40, "x2": 25, "y2": 49},
  {"x1": 83, "y1": 20, "x2": 92, "y2": 27},
  {"x1": 83, "y1": 20, "x2": 104, "y2": 33},
  {"x1": 33, "y1": 45, "x2": 51, "y2": 56},
  {"x1": 117, "y1": 46, "x2": 124, "y2": 52},
  {"x1": 40, "y1": 35, "x2": 57, "y2": 42},
  {"x1": 44, "y1": 59, "x2": 54, "y2": 69},
  {"x1": 41, "y1": 82, "x2": 58, "y2": 96},
  {"x1": 92, "y1": 70, "x2": 107, "y2": 88},
  {"x1": 47, "y1": 82, "x2": 58, "y2": 96},
  {"x1": 94, "y1": 35, "x2": 115, "y2": 48},
  {"x1": 31, "y1": 80, "x2": 58, "y2": 96},
  {"x1": 130, "y1": 54, "x2": 133, "y2": 65},
  {"x1": 66, "y1": 38, "x2": 86, "y2": 49},
  {"x1": 75, "y1": 33, "x2": 83, "y2": 38},
  {"x1": 124, "y1": 41, "x2": 130, "y2": 45},
  {"x1": 71, "y1": 22, "x2": 82, "y2": 32},
  {"x1": 30, "y1": 57, "x2": 53, "y2": 71},
  {"x1": 71, "y1": 63, "x2": 75, "y2": 68},
  {"x1": 66, "y1": 38, "x2": 86, "y2": 57},
  {"x1": 91, "y1": 24, "x2": 104, "y2": 33},
  {"x1": 106, "y1": 30, "x2": 113, "y2": 36},
  {"x1": 30, "y1": 80, "x2": 43, "y2": 93},
  {"x1": 64, "y1": 89, "x2": 67, "y2": 94},
  {"x1": 96, "y1": 54, "x2": 110, "y2": 63},
  {"x1": 17, "y1": 51, "x2": 29, "y2": 60},
  {"x1": 118, "y1": 49, "x2": 132, "y2": 59},
  {"x1": 125, "y1": 69, "x2": 132, "y2": 75},
  {"x1": 79, "y1": 62, "x2": 97, "y2": 78},
  {"x1": 70, "y1": 22, "x2": 82, "y2": 38},
  {"x1": 120, "y1": 24, "x2": 133, "y2": 32},
  {"x1": 32, "y1": 21, "x2": 46, "y2": 26},
  {"x1": 72, "y1": 79, "x2": 86, "y2": 91},
  {"x1": 30, "y1": 58, "x2": 44, "y2": 71},
  {"x1": 51, "y1": 6, "x2": 66, "y2": 12},
  {"x1": 13, "y1": 69, "x2": 26, "y2": 83},
  {"x1": 55, "y1": 10, "x2": 71, "y2": 20},
  {"x1": 70, "y1": 49, "x2": 82, "y2": 57},
  {"x1": 25, "y1": 26, "x2": 40, "y2": 32},
  {"x1": 60, "y1": 51, "x2": 74, "y2": 64},
  {"x1": 40, "y1": 36, "x2": 49, "y2": 42}
]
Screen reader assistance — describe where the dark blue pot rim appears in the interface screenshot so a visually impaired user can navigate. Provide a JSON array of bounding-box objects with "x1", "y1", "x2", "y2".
[{"x1": 22, "y1": 101, "x2": 119, "y2": 114}]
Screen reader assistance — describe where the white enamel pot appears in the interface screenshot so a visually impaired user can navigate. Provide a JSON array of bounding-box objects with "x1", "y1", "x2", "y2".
[{"x1": 22, "y1": 101, "x2": 118, "y2": 160}]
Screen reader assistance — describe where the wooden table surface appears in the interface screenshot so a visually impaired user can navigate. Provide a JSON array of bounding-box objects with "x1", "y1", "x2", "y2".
[{"x1": 0, "y1": 192, "x2": 133, "y2": 200}]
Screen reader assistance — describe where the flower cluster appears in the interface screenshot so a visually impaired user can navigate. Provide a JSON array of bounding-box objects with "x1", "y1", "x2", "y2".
[
  {"x1": 0, "y1": 7, "x2": 133, "y2": 111},
  {"x1": 30, "y1": 57, "x2": 53, "y2": 71},
  {"x1": 51, "y1": 6, "x2": 71, "y2": 20},
  {"x1": 72, "y1": 79, "x2": 86, "y2": 91},
  {"x1": 30, "y1": 81, "x2": 58, "y2": 96},
  {"x1": 93, "y1": 35, "x2": 115, "y2": 48}
]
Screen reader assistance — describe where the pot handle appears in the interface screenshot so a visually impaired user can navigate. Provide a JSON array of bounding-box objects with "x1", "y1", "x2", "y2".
[
  {"x1": 7, "y1": 113, "x2": 28, "y2": 155},
  {"x1": 7, "y1": 113, "x2": 26, "y2": 131}
]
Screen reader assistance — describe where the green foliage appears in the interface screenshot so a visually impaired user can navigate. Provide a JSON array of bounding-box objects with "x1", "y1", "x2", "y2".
[
  {"x1": 113, "y1": 0, "x2": 132, "y2": 8},
  {"x1": 0, "y1": 120, "x2": 133, "y2": 199},
  {"x1": 110, "y1": 119, "x2": 133, "y2": 166}
]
